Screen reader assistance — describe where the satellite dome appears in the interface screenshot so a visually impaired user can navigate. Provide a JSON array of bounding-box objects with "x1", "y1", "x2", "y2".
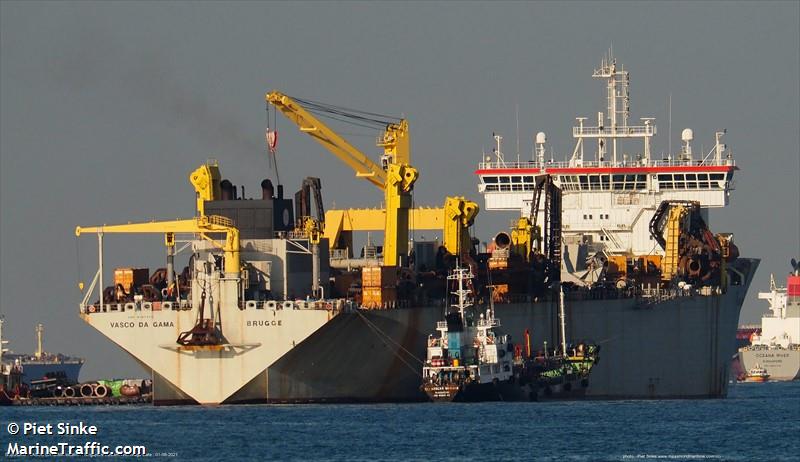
[
  {"x1": 536, "y1": 132, "x2": 547, "y2": 144},
  {"x1": 681, "y1": 128, "x2": 694, "y2": 142}
]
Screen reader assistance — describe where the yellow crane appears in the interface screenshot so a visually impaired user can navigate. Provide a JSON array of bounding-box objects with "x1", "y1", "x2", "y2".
[
  {"x1": 75, "y1": 214, "x2": 241, "y2": 277},
  {"x1": 266, "y1": 91, "x2": 478, "y2": 266},
  {"x1": 266, "y1": 91, "x2": 417, "y2": 266},
  {"x1": 76, "y1": 162, "x2": 240, "y2": 279}
]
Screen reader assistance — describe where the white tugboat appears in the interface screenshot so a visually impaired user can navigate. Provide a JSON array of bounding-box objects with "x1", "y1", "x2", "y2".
[
  {"x1": 421, "y1": 265, "x2": 514, "y2": 401},
  {"x1": 421, "y1": 266, "x2": 600, "y2": 402}
]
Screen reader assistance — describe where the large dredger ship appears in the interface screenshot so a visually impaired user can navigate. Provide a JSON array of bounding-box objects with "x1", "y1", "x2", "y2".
[{"x1": 75, "y1": 54, "x2": 757, "y2": 404}]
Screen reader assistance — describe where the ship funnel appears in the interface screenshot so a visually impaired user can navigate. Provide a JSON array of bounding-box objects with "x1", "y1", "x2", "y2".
[
  {"x1": 494, "y1": 232, "x2": 511, "y2": 249},
  {"x1": 220, "y1": 179, "x2": 234, "y2": 200},
  {"x1": 261, "y1": 179, "x2": 274, "y2": 199}
]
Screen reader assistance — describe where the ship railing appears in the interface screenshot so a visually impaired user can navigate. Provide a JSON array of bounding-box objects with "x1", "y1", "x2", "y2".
[
  {"x1": 203, "y1": 215, "x2": 233, "y2": 228},
  {"x1": 330, "y1": 248, "x2": 349, "y2": 260},
  {"x1": 80, "y1": 298, "x2": 192, "y2": 314},
  {"x1": 238, "y1": 299, "x2": 347, "y2": 312},
  {"x1": 476, "y1": 157, "x2": 736, "y2": 171},
  {"x1": 572, "y1": 125, "x2": 655, "y2": 137},
  {"x1": 436, "y1": 321, "x2": 448, "y2": 330}
]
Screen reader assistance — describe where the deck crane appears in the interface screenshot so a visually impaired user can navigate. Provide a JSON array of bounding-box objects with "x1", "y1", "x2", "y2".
[
  {"x1": 266, "y1": 92, "x2": 478, "y2": 267},
  {"x1": 75, "y1": 163, "x2": 241, "y2": 346}
]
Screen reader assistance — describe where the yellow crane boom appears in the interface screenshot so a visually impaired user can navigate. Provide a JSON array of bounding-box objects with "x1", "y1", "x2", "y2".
[
  {"x1": 75, "y1": 215, "x2": 241, "y2": 276},
  {"x1": 267, "y1": 91, "x2": 418, "y2": 266}
]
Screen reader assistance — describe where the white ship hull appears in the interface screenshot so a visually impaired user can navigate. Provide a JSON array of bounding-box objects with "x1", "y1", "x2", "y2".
[{"x1": 738, "y1": 349, "x2": 800, "y2": 381}]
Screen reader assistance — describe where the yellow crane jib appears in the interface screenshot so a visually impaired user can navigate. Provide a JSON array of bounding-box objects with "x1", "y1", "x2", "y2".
[
  {"x1": 189, "y1": 162, "x2": 221, "y2": 216},
  {"x1": 75, "y1": 215, "x2": 241, "y2": 277},
  {"x1": 266, "y1": 90, "x2": 418, "y2": 266},
  {"x1": 265, "y1": 91, "x2": 387, "y2": 189}
]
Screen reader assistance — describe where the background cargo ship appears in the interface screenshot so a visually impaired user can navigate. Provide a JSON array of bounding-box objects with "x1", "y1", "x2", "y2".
[
  {"x1": 737, "y1": 266, "x2": 800, "y2": 381},
  {"x1": 75, "y1": 54, "x2": 757, "y2": 404},
  {"x1": 0, "y1": 320, "x2": 83, "y2": 385}
]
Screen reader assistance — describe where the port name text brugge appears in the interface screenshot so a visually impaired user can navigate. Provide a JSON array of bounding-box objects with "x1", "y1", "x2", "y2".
[
  {"x1": 109, "y1": 321, "x2": 174, "y2": 328},
  {"x1": 247, "y1": 320, "x2": 282, "y2": 327}
]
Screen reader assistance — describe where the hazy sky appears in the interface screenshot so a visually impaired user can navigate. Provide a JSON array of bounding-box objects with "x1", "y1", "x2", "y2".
[{"x1": 2, "y1": 1, "x2": 798, "y2": 380}]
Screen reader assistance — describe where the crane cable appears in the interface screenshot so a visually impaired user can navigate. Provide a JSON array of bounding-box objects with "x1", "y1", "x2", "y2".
[
  {"x1": 75, "y1": 237, "x2": 83, "y2": 292},
  {"x1": 289, "y1": 95, "x2": 401, "y2": 128},
  {"x1": 265, "y1": 104, "x2": 281, "y2": 186},
  {"x1": 355, "y1": 310, "x2": 423, "y2": 377}
]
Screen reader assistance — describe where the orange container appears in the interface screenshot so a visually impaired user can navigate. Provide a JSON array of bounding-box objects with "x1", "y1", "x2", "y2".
[
  {"x1": 361, "y1": 266, "x2": 397, "y2": 288},
  {"x1": 114, "y1": 268, "x2": 150, "y2": 293},
  {"x1": 362, "y1": 287, "x2": 398, "y2": 309}
]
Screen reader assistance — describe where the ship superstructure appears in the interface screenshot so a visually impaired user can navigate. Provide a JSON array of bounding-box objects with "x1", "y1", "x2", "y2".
[
  {"x1": 476, "y1": 54, "x2": 736, "y2": 272},
  {"x1": 738, "y1": 265, "x2": 800, "y2": 381}
]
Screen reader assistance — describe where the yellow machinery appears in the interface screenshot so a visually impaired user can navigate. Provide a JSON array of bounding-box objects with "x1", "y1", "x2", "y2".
[
  {"x1": 661, "y1": 204, "x2": 688, "y2": 281},
  {"x1": 266, "y1": 91, "x2": 477, "y2": 265},
  {"x1": 188, "y1": 162, "x2": 221, "y2": 217},
  {"x1": 443, "y1": 196, "x2": 479, "y2": 257},
  {"x1": 510, "y1": 217, "x2": 541, "y2": 261}
]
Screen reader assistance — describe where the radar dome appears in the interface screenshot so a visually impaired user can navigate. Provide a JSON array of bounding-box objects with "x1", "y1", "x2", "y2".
[
  {"x1": 536, "y1": 132, "x2": 547, "y2": 144},
  {"x1": 681, "y1": 128, "x2": 694, "y2": 142}
]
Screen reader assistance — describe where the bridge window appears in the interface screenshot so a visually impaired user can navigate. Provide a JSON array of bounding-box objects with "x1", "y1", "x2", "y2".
[{"x1": 483, "y1": 176, "x2": 498, "y2": 183}]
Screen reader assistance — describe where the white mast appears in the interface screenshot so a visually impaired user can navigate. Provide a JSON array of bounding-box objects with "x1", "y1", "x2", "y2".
[
  {"x1": 448, "y1": 262, "x2": 473, "y2": 321},
  {"x1": 570, "y1": 52, "x2": 656, "y2": 167},
  {"x1": 493, "y1": 133, "x2": 505, "y2": 166}
]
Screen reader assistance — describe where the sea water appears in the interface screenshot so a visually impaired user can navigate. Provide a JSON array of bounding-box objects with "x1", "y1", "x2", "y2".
[{"x1": 2, "y1": 381, "x2": 798, "y2": 461}]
